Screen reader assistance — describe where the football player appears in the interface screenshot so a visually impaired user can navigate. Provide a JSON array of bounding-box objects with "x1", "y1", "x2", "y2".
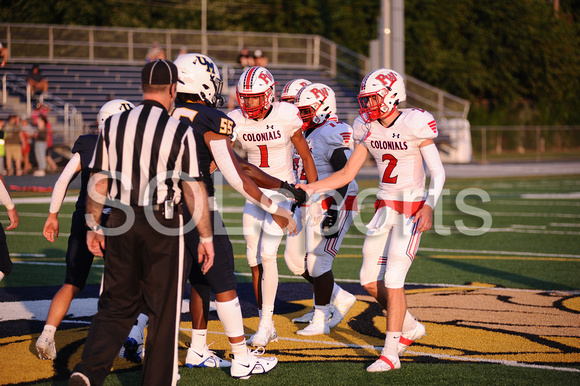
[
  {"x1": 285, "y1": 83, "x2": 358, "y2": 335},
  {"x1": 280, "y1": 78, "x2": 312, "y2": 104},
  {"x1": 228, "y1": 66, "x2": 317, "y2": 348},
  {"x1": 171, "y1": 54, "x2": 301, "y2": 378},
  {"x1": 298, "y1": 69, "x2": 445, "y2": 372},
  {"x1": 37, "y1": 99, "x2": 135, "y2": 361},
  {"x1": 0, "y1": 174, "x2": 19, "y2": 282}
]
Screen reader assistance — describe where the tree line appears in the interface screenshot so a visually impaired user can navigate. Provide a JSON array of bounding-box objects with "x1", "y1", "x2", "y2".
[{"x1": 1, "y1": 0, "x2": 578, "y2": 125}]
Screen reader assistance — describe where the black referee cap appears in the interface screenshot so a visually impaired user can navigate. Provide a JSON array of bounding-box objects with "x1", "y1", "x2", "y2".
[{"x1": 142, "y1": 59, "x2": 178, "y2": 85}]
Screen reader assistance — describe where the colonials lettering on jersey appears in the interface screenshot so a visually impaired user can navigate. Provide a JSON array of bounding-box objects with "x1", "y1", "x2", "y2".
[
  {"x1": 242, "y1": 129, "x2": 282, "y2": 142},
  {"x1": 370, "y1": 139, "x2": 408, "y2": 151}
]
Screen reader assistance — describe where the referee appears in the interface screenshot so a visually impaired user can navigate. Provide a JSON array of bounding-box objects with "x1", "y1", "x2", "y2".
[{"x1": 70, "y1": 59, "x2": 214, "y2": 386}]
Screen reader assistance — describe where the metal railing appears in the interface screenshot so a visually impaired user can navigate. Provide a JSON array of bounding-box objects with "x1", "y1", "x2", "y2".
[
  {"x1": 0, "y1": 22, "x2": 470, "y2": 121},
  {"x1": 471, "y1": 126, "x2": 580, "y2": 163},
  {"x1": 1, "y1": 73, "x2": 84, "y2": 148}
]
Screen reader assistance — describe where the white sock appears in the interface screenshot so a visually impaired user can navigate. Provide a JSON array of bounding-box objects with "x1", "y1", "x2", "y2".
[
  {"x1": 191, "y1": 329, "x2": 207, "y2": 352},
  {"x1": 261, "y1": 305, "x2": 274, "y2": 324},
  {"x1": 402, "y1": 311, "x2": 418, "y2": 333},
  {"x1": 136, "y1": 313, "x2": 149, "y2": 330},
  {"x1": 260, "y1": 256, "x2": 279, "y2": 311},
  {"x1": 231, "y1": 340, "x2": 249, "y2": 361},
  {"x1": 215, "y1": 297, "x2": 245, "y2": 338},
  {"x1": 42, "y1": 325, "x2": 57, "y2": 339},
  {"x1": 384, "y1": 331, "x2": 401, "y2": 358}
]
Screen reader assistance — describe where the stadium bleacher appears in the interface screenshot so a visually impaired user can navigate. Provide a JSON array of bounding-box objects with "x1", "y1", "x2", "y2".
[{"x1": 5, "y1": 63, "x2": 361, "y2": 127}]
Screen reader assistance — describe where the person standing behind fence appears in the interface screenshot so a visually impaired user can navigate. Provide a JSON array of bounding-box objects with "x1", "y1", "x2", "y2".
[
  {"x1": 70, "y1": 59, "x2": 214, "y2": 386},
  {"x1": 33, "y1": 115, "x2": 48, "y2": 176},
  {"x1": 4, "y1": 115, "x2": 25, "y2": 177}
]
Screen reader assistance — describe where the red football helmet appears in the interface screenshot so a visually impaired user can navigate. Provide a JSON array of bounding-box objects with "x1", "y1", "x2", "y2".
[
  {"x1": 236, "y1": 66, "x2": 276, "y2": 119},
  {"x1": 358, "y1": 69, "x2": 406, "y2": 123},
  {"x1": 280, "y1": 78, "x2": 312, "y2": 103}
]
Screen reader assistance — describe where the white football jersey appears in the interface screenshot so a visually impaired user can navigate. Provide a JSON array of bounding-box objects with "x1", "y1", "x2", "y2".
[
  {"x1": 229, "y1": 102, "x2": 302, "y2": 184},
  {"x1": 295, "y1": 120, "x2": 358, "y2": 198},
  {"x1": 353, "y1": 108, "x2": 438, "y2": 206}
]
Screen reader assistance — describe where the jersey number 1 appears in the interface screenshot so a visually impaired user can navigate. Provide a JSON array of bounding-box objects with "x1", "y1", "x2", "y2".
[
  {"x1": 257, "y1": 145, "x2": 270, "y2": 167},
  {"x1": 382, "y1": 154, "x2": 398, "y2": 184}
]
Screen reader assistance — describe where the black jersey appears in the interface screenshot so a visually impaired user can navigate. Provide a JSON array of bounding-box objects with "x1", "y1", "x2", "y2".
[
  {"x1": 71, "y1": 134, "x2": 98, "y2": 209},
  {"x1": 172, "y1": 101, "x2": 235, "y2": 197}
]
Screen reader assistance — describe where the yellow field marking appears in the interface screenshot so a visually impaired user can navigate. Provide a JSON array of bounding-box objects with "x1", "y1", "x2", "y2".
[{"x1": 2, "y1": 286, "x2": 579, "y2": 385}]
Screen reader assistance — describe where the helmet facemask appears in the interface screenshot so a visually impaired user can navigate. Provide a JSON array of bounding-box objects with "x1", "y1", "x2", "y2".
[{"x1": 237, "y1": 86, "x2": 274, "y2": 119}]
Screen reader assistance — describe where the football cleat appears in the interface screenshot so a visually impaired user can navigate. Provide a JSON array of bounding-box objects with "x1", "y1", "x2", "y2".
[
  {"x1": 247, "y1": 320, "x2": 278, "y2": 348},
  {"x1": 36, "y1": 333, "x2": 57, "y2": 360},
  {"x1": 366, "y1": 355, "x2": 401, "y2": 372},
  {"x1": 186, "y1": 345, "x2": 231, "y2": 368},
  {"x1": 329, "y1": 292, "x2": 356, "y2": 328},
  {"x1": 296, "y1": 320, "x2": 330, "y2": 336},
  {"x1": 119, "y1": 324, "x2": 144, "y2": 363},
  {"x1": 398, "y1": 320, "x2": 426, "y2": 355},
  {"x1": 230, "y1": 348, "x2": 278, "y2": 379},
  {"x1": 292, "y1": 307, "x2": 315, "y2": 324}
]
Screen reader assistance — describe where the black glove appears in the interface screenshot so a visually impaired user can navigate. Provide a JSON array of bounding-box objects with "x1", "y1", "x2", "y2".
[
  {"x1": 321, "y1": 206, "x2": 339, "y2": 238},
  {"x1": 279, "y1": 181, "x2": 308, "y2": 207}
]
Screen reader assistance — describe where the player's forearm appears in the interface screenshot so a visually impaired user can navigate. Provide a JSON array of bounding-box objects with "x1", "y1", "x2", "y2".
[
  {"x1": 85, "y1": 172, "x2": 108, "y2": 228},
  {"x1": 420, "y1": 143, "x2": 446, "y2": 209},
  {"x1": 235, "y1": 153, "x2": 281, "y2": 190},
  {"x1": 0, "y1": 176, "x2": 15, "y2": 210},
  {"x1": 49, "y1": 153, "x2": 81, "y2": 214},
  {"x1": 211, "y1": 139, "x2": 277, "y2": 213}
]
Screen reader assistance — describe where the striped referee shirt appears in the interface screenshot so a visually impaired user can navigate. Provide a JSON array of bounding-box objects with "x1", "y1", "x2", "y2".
[{"x1": 89, "y1": 100, "x2": 199, "y2": 206}]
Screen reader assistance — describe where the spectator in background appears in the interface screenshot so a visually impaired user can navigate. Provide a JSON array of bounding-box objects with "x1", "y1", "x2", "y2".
[
  {"x1": 237, "y1": 47, "x2": 254, "y2": 69},
  {"x1": 21, "y1": 116, "x2": 37, "y2": 174},
  {"x1": 4, "y1": 115, "x2": 24, "y2": 176},
  {"x1": 175, "y1": 45, "x2": 188, "y2": 60},
  {"x1": 27, "y1": 65, "x2": 49, "y2": 102},
  {"x1": 0, "y1": 43, "x2": 8, "y2": 68},
  {"x1": 253, "y1": 50, "x2": 268, "y2": 67},
  {"x1": 146, "y1": 42, "x2": 166, "y2": 63},
  {"x1": 33, "y1": 115, "x2": 48, "y2": 177}
]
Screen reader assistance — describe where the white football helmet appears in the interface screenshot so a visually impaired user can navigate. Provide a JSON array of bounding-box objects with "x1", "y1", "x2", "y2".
[
  {"x1": 236, "y1": 66, "x2": 276, "y2": 119},
  {"x1": 98, "y1": 99, "x2": 135, "y2": 130},
  {"x1": 174, "y1": 53, "x2": 224, "y2": 108},
  {"x1": 280, "y1": 78, "x2": 312, "y2": 103},
  {"x1": 358, "y1": 69, "x2": 406, "y2": 123},
  {"x1": 295, "y1": 83, "x2": 336, "y2": 130}
]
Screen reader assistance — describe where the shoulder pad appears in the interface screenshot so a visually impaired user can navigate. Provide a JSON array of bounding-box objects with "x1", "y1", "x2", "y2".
[{"x1": 400, "y1": 108, "x2": 438, "y2": 139}]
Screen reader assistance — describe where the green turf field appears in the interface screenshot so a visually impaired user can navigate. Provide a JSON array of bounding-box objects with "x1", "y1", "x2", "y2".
[{"x1": 1, "y1": 174, "x2": 579, "y2": 385}]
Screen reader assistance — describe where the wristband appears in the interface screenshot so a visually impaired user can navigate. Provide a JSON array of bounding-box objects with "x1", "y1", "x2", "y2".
[
  {"x1": 85, "y1": 224, "x2": 101, "y2": 232},
  {"x1": 200, "y1": 236, "x2": 213, "y2": 244},
  {"x1": 264, "y1": 201, "x2": 279, "y2": 214}
]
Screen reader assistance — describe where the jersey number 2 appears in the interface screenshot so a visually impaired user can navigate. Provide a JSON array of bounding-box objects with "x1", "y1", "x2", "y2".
[{"x1": 382, "y1": 154, "x2": 398, "y2": 184}]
